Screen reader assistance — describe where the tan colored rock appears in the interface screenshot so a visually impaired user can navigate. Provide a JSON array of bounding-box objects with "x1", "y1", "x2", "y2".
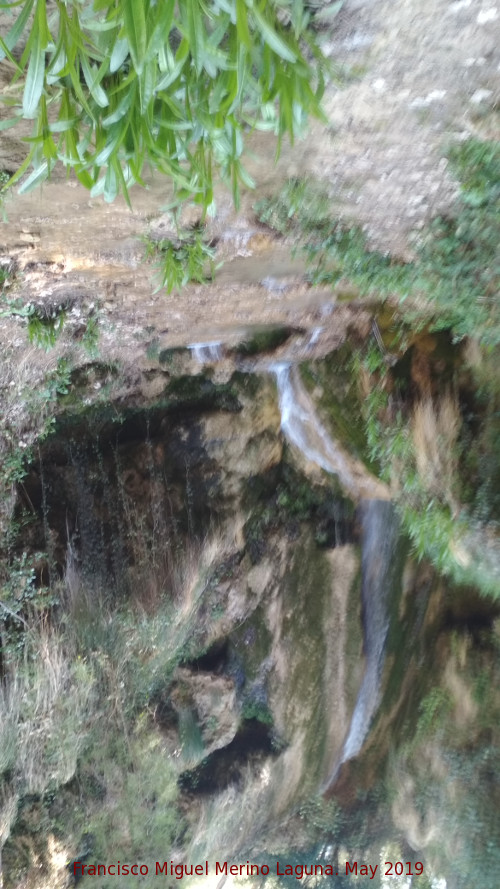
[{"x1": 172, "y1": 667, "x2": 239, "y2": 757}]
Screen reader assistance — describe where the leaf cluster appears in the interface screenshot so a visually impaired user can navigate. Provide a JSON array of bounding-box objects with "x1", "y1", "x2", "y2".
[
  {"x1": 144, "y1": 229, "x2": 216, "y2": 293},
  {"x1": 1, "y1": 0, "x2": 327, "y2": 209}
]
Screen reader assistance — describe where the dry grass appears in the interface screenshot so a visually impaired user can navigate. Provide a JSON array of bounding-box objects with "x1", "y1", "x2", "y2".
[
  {"x1": 0, "y1": 623, "x2": 95, "y2": 796},
  {"x1": 412, "y1": 392, "x2": 461, "y2": 510},
  {"x1": 188, "y1": 763, "x2": 274, "y2": 861}
]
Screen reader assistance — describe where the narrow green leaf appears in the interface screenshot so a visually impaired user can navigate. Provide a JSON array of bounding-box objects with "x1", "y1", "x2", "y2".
[
  {"x1": 80, "y1": 54, "x2": 109, "y2": 107},
  {"x1": 251, "y1": 6, "x2": 296, "y2": 63},
  {"x1": 0, "y1": 35, "x2": 22, "y2": 71},
  {"x1": 183, "y1": 0, "x2": 204, "y2": 75},
  {"x1": 68, "y1": 62, "x2": 96, "y2": 120},
  {"x1": 92, "y1": 0, "x2": 116, "y2": 11},
  {"x1": 236, "y1": 0, "x2": 251, "y2": 49},
  {"x1": 74, "y1": 168, "x2": 94, "y2": 190},
  {"x1": 103, "y1": 162, "x2": 118, "y2": 202},
  {"x1": 156, "y1": 41, "x2": 189, "y2": 90},
  {"x1": 314, "y1": 0, "x2": 344, "y2": 23},
  {"x1": 0, "y1": 0, "x2": 35, "y2": 63},
  {"x1": 112, "y1": 156, "x2": 132, "y2": 209},
  {"x1": 23, "y1": 38, "x2": 45, "y2": 118},
  {"x1": 236, "y1": 159, "x2": 255, "y2": 189},
  {"x1": 110, "y1": 37, "x2": 129, "y2": 73},
  {"x1": 139, "y1": 60, "x2": 155, "y2": 114},
  {"x1": 102, "y1": 91, "x2": 133, "y2": 126},
  {"x1": 94, "y1": 123, "x2": 124, "y2": 165},
  {"x1": 122, "y1": 0, "x2": 147, "y2": 74},
  {"x1": 18, "y1": 160, "x2": 53, "y2": 194},
  {"x1": 146, "y1": 0, "x2": 175, "y2": 58},
  {"x1": 37, "y1": 0, "x2": 50, "y2": 47},
  {"x1": 4, "y1": 150, "x2": 33, "y2": 190},
  {"x1": 79, "y1": 18, "x2": 117, "y2": 33}
]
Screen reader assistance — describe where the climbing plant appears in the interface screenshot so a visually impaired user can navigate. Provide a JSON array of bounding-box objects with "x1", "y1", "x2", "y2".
[{"x1": 0, "y1": 0, "x2": 327, "y2": 210}]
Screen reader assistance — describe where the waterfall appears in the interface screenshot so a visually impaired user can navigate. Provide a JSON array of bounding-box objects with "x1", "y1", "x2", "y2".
[
  {"x1": 272, "y1": 362, "x2": 388, "y2": 501},
  {"x1": 189, "y1": 342, "x2": 223, "y2": 364},
  {"x1": 323, "y1": 499, "x2": 399, "y2": 788},
  {"x1": 272, "y1": 362, "x2": 398, "y2": 789},
  {"x1": 307, "y1": 326, "x2": 323, "y2": 350}
]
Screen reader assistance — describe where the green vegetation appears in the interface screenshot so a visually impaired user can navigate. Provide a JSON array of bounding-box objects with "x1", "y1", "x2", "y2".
[
  {"x1": 1, "y1": 0, "x2": 327, "y2": 210},
  {"x1": 254, "y1": 177, "x2": 332, "y2": 235},
  {"x1": 0, "y1": 295, "x2": 67, "y2": 351},
  {"x1": 420, "y1": 140, "x2": 500, "y2": 344},
  {"x1": 1, "y1": 355, "x2": 73, "y2": 489},
  {"x1": 233, "y1": 324, "x2": 294, "y2": 356},
  {"x1": 339, "y1": 340, "x2": 496, "y2": 595},
  {"x1": 255, "y1": 139, "x2": 500, "y2": 344},
  {"x1": 255, "y1": 176, "x2": 418, "y2": 297},
  {"x1": 244, "y1": 460, "x2": 352, "y2": 562},
  {"x1": 143, "y1": 229, "x2": 216, "y2": 293},
  {"x1": 0, "y1": 532, "x2": 227, "y2": 887},
  {"x1": 255, "y1": 141, "x2": 500, "y2": 596}
]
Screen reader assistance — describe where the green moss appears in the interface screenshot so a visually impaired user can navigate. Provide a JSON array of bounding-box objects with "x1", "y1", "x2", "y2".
[
  {"x1": 241, "y1": 699, "x2": 274, "y2": 725},
  {"x1": 233, "y1": 325, "x2": 295, "y2": 357},
  {"x1": 279, "y1": 534, "x2": 338, "y2": 790},
  {"x1": 158, "y1": 346, "x2": 190, "y2": 366},
  {"x1": 244, "y1": 460, "x2": 353, "y2": 563},
  {"x1": 301, "y1": 348, "x2": 378, "y2": 471},
  {"x1": 165, "y1": 374, "x2": 241, "y2": 412},
  {"x1": 229, "y1": 369, "x2": 261, "y2": 397},
  {"x1": 231, "y1": 603, "x2": 273, "y2": 681}
]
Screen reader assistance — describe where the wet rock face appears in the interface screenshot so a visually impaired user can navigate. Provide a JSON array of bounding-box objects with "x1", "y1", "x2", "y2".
[
  {"x1": 9, "y1": 357, "x2": 366, "y2": 811},
  {"x1": 13, "y1": 371, "x2": 283, "y2": 588}
]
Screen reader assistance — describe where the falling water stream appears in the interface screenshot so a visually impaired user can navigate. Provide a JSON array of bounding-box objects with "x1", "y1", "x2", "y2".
[
  {"x1": 272, "y1": 362, "x2": 389, "y2": 502},
  {"x1": 272, "y1": 361, "x2": 399, "y2": 791},
  {"x1": 189, "y1": 342, "x2": 224, "y2": 363}
]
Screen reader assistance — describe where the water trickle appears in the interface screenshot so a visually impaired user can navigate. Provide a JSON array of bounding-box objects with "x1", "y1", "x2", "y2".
[
  {"x1": 189, "y1": 342, "x2": 223, "y2": 364},
  {"x1": 322, "y1": 499, "x2": 399, "y2": 790},
  {"x1": 271, "y1": 361, "x2": 398, "y2": 790},
  {"x1": 307, "y1": 326, "x2": 323, "y2": 350},
  {"x1": 272, "y1": 362, "x2": 387, "y2": 500}
]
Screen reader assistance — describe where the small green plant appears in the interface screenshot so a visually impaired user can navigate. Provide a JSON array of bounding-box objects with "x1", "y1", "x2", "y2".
[
  {"x1": 0, "y1": 294, "x2": 67, "y2": 350},
  {"x1": 144, "y1": 231, "x2": 216, "y2": 293},
  {"x1": 415, "y1": 687, "x2": 452, "y2": 739},
  {"x1": 255, "y1": 177, "x2": 332, "y2": 235},
  {"x1": 82, "y1": 315, "x2": 100, "y2": 358},
  {"x1": 1, "y1": 357, "x2": 74, "y2": 487}
]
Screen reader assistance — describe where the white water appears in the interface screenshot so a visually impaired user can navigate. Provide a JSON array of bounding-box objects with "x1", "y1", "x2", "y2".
[
  {"x1": 271, "y1": 361, "x2": 397, "y2": 789},
  {"x1": 307, "y1": 326, "x2": 323, "y2": 350},
  {"x1": 336, "y1": 499, "x2": 398, "y2": 767},
  {"x1": 273, "y1": 362, "x2": 359, "y2": 490},
  {"x1": 189, "y1": 342, "x2": 223, "y2": 364},
  {"x1": 272, "y1": 362, "x2": 388, "y2": 501}
]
